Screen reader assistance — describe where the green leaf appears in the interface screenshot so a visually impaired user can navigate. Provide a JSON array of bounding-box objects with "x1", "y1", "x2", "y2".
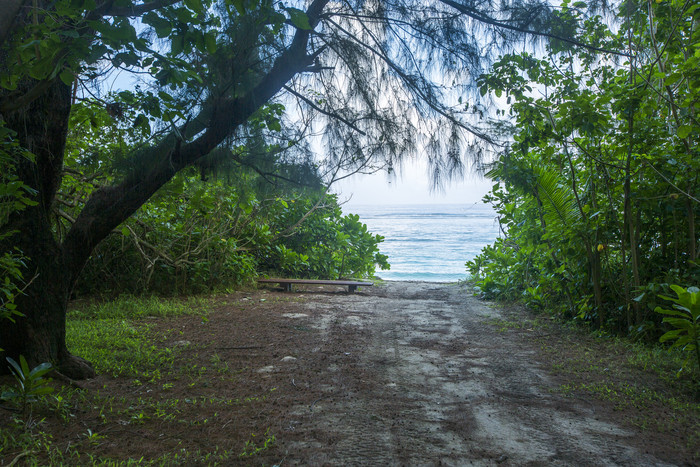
[
  {"x1": 6, "y1": 357, "x2": 22, "y2": 379},
  {"x1": 61, "y1": 69, "x2": 76, "y2": 86},
  {"x1": 659, "y1": 329, "x2": 683, "y2": 343},
  {"x1": 662, "y1": 317, "x2": 692, "y2": 329},
  {"x1": 133, "y1": 114, "x2": 151, "y2": 135},
  {"x1": 677, "y1": 125, "x2": 693, "y2": 139},
  {"x1": 171, "y1": 35, "x2": 184, "y2": 56},
  {"x1": 19, "y1": 355, "x2": 29, "y2": 376},
  {"x1": 158, "y1": 91, "x2": 174, "y2": 102},
  {"x1": 60, "y1": 29, "x2": 80, "y2": 39},
  {"x1": 143, "y1": 12, "x2": 173, "y2": 38},
  {"x1": 28, "y1": 362, "x2": 52, "y2": 379},
  {"x1": 285, "y1": 7, "x2": 312, "y2": 30},
  {"x1": 205, "y1": 31, "x2": 217, "y2": 54},
  {"x1": 30, "y1": 386, "x2": 54, "y2": 396},
  {"x1": 654, "y1": 306, "x2": 690, "y2": 317},
  {"x1": 184, "y1": 0, "x2": 203, "y2": 14},
  {"x1": 232, "y1": 0, "x2": 245, "y2": 14}
]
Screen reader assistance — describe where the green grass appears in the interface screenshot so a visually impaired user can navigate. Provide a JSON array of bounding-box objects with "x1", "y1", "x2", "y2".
[
  {"x1": 66, "y1": 319, "x2": 179, "y2": 380},
  {"x1": 484, "y1": 317, "x2": 528, "y2": 333},
  {"x1": 68, "y1": 294, "x2": 211, "y2": 320},
  {"x1": 65, "y1": 294, "x2": 212, "y2": 379},
  {"x1": 0, "y1": 293, "x2": 282, "y2": 466},
  {"x1": 239, "y1": 428, "x2": 276, "y2": 459},
  {"x1": 625, "y1": 342, "x2": 699, "y2": 387}
]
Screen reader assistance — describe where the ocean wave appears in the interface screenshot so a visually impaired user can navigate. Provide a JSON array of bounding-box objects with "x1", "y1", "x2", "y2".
[
  {"x1": 362, "y1": 213, "x2": 494, "y2": 221},
  {"x1": 376, "y1": 271, "x2": 467, "y2": 282},
  {"x1": 346, "y1": 204, "x2": 499, "y2": 282}
]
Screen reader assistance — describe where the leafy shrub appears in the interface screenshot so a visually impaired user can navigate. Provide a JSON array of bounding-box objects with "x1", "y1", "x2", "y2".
[
  {"x1": 0, "y1": 122, "x2": 37, "y2": 325},
  {"x1": 655, "y1": 286, "x2": 700, "y2": 375},
  {"x1": 72, "y1": 177, "x2": 388, "y2": 295},
  {"x1": 468, "y1": 0, "x2": 700, "y2": 344},
  {"x1": 259, "y1": 195, "x2": 389, "y2": 279},
  {"x1": 1, "y1": 356, "x2": 54, "y2": 417}
]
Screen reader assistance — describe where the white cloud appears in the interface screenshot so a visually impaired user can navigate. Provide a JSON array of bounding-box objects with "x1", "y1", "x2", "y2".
[{"x1": 333, "y1": 159, "x2": 493, "y2": 206}]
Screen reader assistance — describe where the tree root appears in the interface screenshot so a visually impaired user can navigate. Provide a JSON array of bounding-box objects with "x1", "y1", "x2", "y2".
[{"x1": 57, "y1": 353, "x2": 96, "y2": 380}]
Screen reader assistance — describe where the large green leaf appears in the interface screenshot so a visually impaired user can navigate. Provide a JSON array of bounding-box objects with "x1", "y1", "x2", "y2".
[{"x1": 533, "y1": 165, "x2": 582, "y2": 229}]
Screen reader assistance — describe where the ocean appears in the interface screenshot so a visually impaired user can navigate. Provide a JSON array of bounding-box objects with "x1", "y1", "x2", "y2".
[{"x1": 345, "y1": 204, "x2": 500, "y2": 282}]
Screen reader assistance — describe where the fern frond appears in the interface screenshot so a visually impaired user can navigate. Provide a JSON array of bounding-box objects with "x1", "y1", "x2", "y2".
[{"x1": 533, "y1": 166, "x2": 582, "y2": 228}]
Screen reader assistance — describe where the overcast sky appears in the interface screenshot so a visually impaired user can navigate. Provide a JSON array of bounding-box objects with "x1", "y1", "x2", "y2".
[{"x1": 333, "y1": 158, "x2": 494, "y2": 207}]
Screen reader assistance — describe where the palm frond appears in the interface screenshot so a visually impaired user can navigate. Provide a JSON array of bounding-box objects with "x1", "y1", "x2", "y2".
[{"x1": 533, "y1": 165, "x2": 582, "y2": 228}]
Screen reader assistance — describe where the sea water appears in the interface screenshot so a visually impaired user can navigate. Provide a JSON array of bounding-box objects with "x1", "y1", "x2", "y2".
[{"x1": 345, "y1": 204, "x2": 500, "y2": 282}]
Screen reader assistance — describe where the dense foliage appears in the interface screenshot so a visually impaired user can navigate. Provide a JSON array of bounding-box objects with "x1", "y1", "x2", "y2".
[
  {"x1": 1, "y1": 0, "x2": 576, "y2": 376},
  {"x1": 469, "y1": 0, "x2": 700, "y2": 355},
  {"x1": 260, "y1": 198, "x2": 389, "y2": 281},
  {"x1": 74, "y1": 185, "x2": 389, "y2": 296},
  {"x1": 60, "y1": 96, "x2": 388, "y2": 295},
  {"x1": 0, "y1": 123, "x2": 36, "y2": 325}
]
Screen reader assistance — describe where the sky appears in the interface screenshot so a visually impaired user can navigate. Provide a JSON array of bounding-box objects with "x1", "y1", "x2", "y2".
[
  {"x1": 332, "y1": 158, "x2": 494, "y2": 207},
  {"x1": 102, "y1": 38, "x2": 497, "y2": 209}
]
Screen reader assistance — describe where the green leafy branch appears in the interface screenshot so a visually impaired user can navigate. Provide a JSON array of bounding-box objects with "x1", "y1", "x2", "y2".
[
  {"x1": 655, "y1": 285, "x2": 700, "y2": 376},
  {"x1": 1, "y1": 356, "x2": 55, "y2": 421}
]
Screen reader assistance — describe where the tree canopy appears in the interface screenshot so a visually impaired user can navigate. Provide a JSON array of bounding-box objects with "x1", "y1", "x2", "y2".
[
  {"x1": 1, "y1": 0, "x2": 595, "y2": 377},
  {"x1": 469, "y1": 0, "x2": 699, "y2": 374}
]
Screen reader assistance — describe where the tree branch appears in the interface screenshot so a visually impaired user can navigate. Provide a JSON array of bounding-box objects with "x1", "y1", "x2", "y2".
[
  {"x1": 326, "y1": 15, "x2": 495, "y2": 144},
  {"x1": 283, "y1": 84, "x2": 366, "y2": 136},
  {"x1": 60, "y1": 0, "x2": 330, "y2": 279},
  {"x1": 102, "y1": 0, "x2": 181, "y2": 17},
  {"x1": 439, "y1": 0, "x2": 630, "y2": 57}
]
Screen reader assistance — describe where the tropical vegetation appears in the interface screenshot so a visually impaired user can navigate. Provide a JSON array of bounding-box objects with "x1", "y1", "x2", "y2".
[
  {"x1": 1, "y1": 0, "x2": 593, "y2": 378},
  {"x1": 469, "y1": 0, "x2": 699, "y2": 375},
  {"x1": 1, "y1": 0, "x2": 699, "y2": 462}
]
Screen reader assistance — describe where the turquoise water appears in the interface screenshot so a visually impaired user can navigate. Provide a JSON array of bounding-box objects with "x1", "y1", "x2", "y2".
[{"x1": 345, "y1": 204, "x2": 500, "y2": 282}]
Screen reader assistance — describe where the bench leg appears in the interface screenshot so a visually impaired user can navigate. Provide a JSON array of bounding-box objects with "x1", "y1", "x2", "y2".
[
  {"x1": 348, "y1": 285, "x2": 358, "y2": 293},
  {"x1": 281, "y1": 283, "x2": 292, "y2": 292}
]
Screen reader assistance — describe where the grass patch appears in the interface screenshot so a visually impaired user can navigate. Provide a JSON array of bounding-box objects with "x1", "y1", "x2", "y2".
[
  {"x1": 68, "y1": 294, "x2": 211, "y2": 320},
  {"x1": 625, "y1": 343, "x2": 698, "y2": 388},
  {"x1": 0, "y1": 293, "x2": 282, "y2": 466},
  {"x1": 239, "y1": 428, "x2": 276, "y2": 459},
  {"x1": 484, "y1": 317, "x2": 528, "y2": 333},
  {"x1": 65, "y1": 295, "x2": 210, "y2": 380},
  {"x1": 66, "y1": 319, "x2": 178, "y2": 379}
]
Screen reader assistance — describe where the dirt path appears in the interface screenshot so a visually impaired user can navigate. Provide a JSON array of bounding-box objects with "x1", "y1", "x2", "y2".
[
  {"x1": 256, "y1": 281, "x2": 674, "y2": 466},
  {"x1": 35, "y1": 280, "x2": 692, "y2": 465}
]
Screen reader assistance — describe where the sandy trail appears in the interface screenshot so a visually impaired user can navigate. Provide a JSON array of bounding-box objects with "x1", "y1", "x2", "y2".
[{"x1": 276, "y1": 281, "x2": 671, "y2": 466}]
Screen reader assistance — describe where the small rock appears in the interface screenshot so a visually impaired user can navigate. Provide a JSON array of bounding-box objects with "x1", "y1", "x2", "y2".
[{"x1": 280, "y1": 356, "x2": 297, "y2": 362}]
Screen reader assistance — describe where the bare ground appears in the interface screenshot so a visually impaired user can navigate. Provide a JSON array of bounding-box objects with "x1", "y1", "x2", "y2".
[{"x1": 1, "y1": 281, "x2": 698, "y2": 465}]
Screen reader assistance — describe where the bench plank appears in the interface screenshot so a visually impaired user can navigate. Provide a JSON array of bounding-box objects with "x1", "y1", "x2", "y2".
[{"x1": 258, "y1": 278, "x2": 373, "y2": 293}]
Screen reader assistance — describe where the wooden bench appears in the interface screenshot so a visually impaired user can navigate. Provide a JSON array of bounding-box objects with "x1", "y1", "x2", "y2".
[{"x1": 257, "y1": 278, "x2": 373, "y2": 293}]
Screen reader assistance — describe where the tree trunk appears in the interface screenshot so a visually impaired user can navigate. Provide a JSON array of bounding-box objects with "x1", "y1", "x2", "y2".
[
  {"x1": 0, "y1": 0, "x2": 324, "y2": 379},
  {"x1": 688, "y1": 194, "x2": 697, "y2": 262},
  {"x1": 0, "y1": 78, "x2": 94, "y2": 378},
  {"x1": 0, "y1": 224, "x2": 95, "y2": 379}
]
